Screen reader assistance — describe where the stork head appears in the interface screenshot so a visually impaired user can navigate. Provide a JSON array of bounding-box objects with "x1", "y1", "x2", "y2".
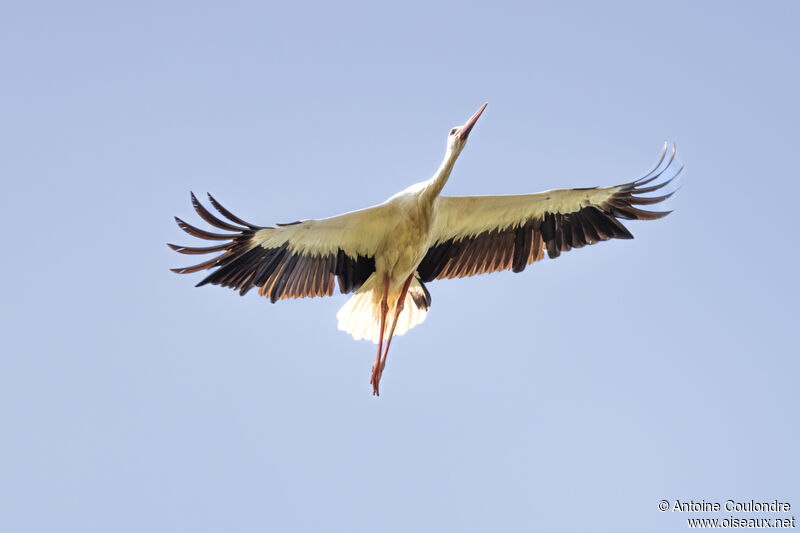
[{"x1": 447, "y1": 103, "x2": 487, "y2": 153}]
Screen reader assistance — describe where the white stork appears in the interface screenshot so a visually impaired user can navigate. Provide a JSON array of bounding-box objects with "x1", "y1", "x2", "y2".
[{"x1": 170, "y1": 104, "x2": 680, "y2": 395}]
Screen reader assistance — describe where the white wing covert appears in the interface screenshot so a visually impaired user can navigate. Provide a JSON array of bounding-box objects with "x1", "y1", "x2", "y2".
[
  {"x1": 170, "y1": 194, "x2": 394, "y2": 302},
  {"x1": 417, "y1": 143, "x2": 681, "y2": 282}
]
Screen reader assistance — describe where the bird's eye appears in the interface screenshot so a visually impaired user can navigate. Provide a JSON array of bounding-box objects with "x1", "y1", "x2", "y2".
[{"x1": 450, "y1": 128, "x2": 458, "y2": 135}]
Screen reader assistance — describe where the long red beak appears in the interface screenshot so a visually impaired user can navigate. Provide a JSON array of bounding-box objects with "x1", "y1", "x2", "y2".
[{"x1": 459, "y1": 103, "x2": 487, "y2": 140}]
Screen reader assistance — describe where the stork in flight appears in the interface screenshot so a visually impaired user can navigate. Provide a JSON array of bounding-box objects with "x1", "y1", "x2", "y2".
[{"x1": 170, "y1": 104, "x2": 680, "y2": 395}]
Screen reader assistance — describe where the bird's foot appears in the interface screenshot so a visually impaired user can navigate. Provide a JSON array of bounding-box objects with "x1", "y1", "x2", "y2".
[{"x1": 370, "y1": 362, "x2": 382, "y2": 396}]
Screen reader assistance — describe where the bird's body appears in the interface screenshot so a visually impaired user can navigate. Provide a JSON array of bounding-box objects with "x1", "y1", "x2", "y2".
[
  {"x1": 375, "y1": 190, "x2": 436, "y2": 284},
  {"x1": 170, "y1": 104, "x2": 681, "y2": 395}
]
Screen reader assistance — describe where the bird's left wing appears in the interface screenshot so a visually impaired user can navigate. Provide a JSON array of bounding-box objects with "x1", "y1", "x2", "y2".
[
  {"x1": 170, "y1": 195, "x2": 394, "y2": 302},
  {"x1": 417, "y1": 144, "x2": 680, "y2": 282}
]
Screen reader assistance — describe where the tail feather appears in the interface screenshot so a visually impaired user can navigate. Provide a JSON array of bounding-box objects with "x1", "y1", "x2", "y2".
[{"x1": 336, "y1": 274, "x2": 430, "y2": 343}]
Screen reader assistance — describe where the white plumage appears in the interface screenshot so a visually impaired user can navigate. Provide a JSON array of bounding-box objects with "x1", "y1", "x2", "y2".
[
  {"x1": 170, "y1": 103, "x2": 680, "y2": 395},
  {"x1": 336, "y1": 275, "x2": 429, "y2": 343}
]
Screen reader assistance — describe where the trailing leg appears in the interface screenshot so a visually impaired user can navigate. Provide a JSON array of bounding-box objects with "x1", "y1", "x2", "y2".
[
  {"x1": 370, "y1": 274, "x2": 391, "y2": 396},
  {"x1": 378, "y1": 274, "x2": 414, "y2": 381}
]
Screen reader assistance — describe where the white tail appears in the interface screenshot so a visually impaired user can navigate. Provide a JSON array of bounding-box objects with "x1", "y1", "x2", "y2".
[{"x1": 336, "y1": 274, "x2": 430, "y2": 343}]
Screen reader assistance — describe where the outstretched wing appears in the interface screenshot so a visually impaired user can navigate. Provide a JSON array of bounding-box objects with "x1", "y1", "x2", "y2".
[
  {"x1": 169, "y1": 194, "x2": 394, "y2": 302},
  {"x1": 417, "y1": 143, "x2": 681, "y2": 282}
]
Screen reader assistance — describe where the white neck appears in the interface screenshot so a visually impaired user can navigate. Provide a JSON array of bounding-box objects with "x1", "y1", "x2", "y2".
[{"x1": 421, "y1": 144, "x2": 460, "y2": 202}]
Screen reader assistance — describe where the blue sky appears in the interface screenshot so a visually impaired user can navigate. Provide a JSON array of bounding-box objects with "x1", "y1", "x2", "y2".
[{"x1": 2, "y1": 1, "x2": 798, "y2": 531}]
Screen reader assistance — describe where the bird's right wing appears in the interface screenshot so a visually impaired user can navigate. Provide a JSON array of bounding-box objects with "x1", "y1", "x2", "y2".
[
  {"x1": 169, "y1": 195, "x2": 395, "y2": 302},
  {"x1": 417, "y1": 143, "x2": 680, "y2": 282}
]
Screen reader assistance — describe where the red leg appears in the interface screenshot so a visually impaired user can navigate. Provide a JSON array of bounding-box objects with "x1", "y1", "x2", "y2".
[
  {"x1": 377, "y1": 274, "x2": 414, "y2": 384},
  {"x1": 370, "y1": 274, "x2": 391, "y2": 396}
]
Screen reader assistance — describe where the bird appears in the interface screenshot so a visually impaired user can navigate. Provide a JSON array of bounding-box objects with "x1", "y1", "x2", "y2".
[{"x1": 169, "y1": 103, "x2": 680, "y2": 396}]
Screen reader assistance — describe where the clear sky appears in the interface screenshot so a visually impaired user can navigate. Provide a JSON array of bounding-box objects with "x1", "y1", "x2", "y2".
[{"x1": 1, "y1": 1, "x2": 798, "y2": 531}]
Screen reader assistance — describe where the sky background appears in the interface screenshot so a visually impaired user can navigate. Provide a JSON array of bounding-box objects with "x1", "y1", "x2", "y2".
[{"x1": 2, "y1": 1, "x2": 798, "y2": 531}]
